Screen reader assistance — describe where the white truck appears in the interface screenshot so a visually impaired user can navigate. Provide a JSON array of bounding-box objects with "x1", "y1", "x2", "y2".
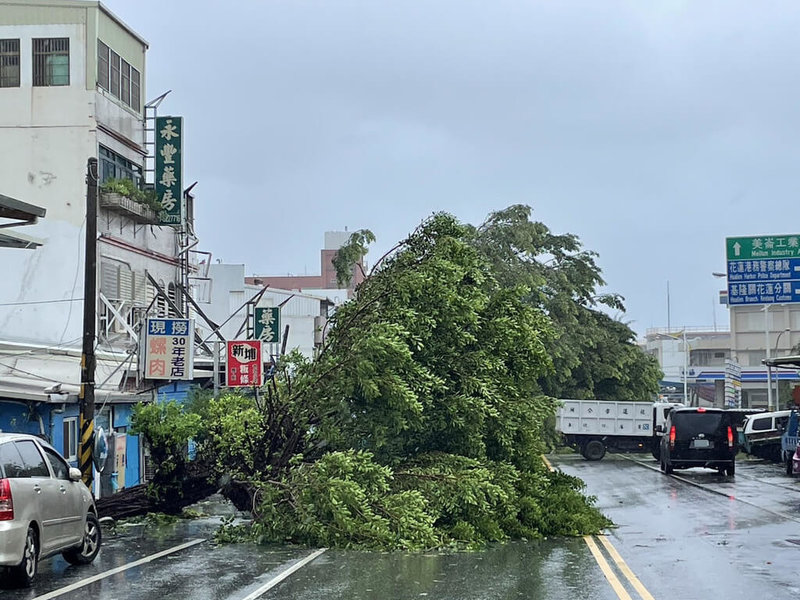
[{"x1": 556, "y1": 399, "x2": 683, "y2": 461}]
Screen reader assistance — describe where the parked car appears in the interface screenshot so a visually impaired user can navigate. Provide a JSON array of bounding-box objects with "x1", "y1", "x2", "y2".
[
  {"x1": 659, "y1": 407, "x2": 737, "y2": 476},
  {"x1": 740, "y1": 409, "x2": 791, "y2": 462},
  {"x1": 787, "y1": 442, "x2": 800, "y2": 476},
  {"x1": 0, "y1": 433, "x2": 101, "y2": 586}
]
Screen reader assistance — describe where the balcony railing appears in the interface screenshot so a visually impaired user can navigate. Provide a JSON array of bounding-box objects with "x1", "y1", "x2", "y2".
[{"x1": 99, "y1": 192, "x2": 157, "y2": 224}]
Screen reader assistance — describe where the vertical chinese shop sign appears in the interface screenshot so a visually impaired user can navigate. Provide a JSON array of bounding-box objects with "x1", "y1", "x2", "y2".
[
  {"x1": 155, "y1": 116, "x2": 183, "y2": 226},
  {"x1": 254, "y1": 307, "x2": 280, "y2": 343},
  {"x1": 144, "y1": 318, "x2": 194, "y2": 380},
  {"x1": 227, "y1": 340, "x2": 263, "y2": 387}
]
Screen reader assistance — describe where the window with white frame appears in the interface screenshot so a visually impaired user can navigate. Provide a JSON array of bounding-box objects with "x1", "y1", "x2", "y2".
[
  {"x1": 33, "y1": 38, "x2": 69, "y2": 86},
  {"x1": 62, "y1": 417, "x2": 78, "y2": 462}
]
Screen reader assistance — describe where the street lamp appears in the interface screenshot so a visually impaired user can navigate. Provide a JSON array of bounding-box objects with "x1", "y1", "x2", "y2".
[
  {"x1": 680, "y1": 331, "x2": 702, "y2": 406},
  {"x1": 774, "y1": 327, "x2": 791, "y2": 408},
  {"x1": 712, "y1": 272, "x2": 727, "y2": 332},
  {"x1": 774, "y1": 328, "x2": 791, "y2": 355}
]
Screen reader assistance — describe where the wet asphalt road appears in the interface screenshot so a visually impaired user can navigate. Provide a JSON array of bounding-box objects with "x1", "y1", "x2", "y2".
[
  {"x1": 4, "y1": 455, "x2": 800, "y2": 599},
  {"x1": 557, "y1": 453, "x2": 800, "y2": 600}
]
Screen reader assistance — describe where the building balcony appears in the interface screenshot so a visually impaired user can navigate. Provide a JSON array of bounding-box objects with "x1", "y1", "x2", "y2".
[{"x1": 99, "y1": 192, "x2": 157, "y2": 224}]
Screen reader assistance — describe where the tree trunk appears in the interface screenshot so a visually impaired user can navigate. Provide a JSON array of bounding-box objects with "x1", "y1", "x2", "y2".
[{"x1": 96, "y1": 476, "x2": 218, "y2": 520}]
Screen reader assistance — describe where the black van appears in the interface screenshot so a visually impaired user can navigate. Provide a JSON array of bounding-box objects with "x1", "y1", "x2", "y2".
[{"x1": 659, "y1": 407, "x2": 736, "y2": 476}]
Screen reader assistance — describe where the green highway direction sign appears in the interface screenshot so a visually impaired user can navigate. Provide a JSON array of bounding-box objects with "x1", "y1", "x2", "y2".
[
  {"x1": 254, "y1": 307, "x2": 280, "y2": 343},
  {"x1": 726, "y1": 235, "x2": 800, "y2": 260},
  {"x1": 726, "y1": 234, "x2": 800, "y2": 305}
]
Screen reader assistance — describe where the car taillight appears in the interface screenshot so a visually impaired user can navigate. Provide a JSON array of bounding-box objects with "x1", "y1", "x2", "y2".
[
  {"x1": 727, "y1": 426, "x2": 734, "y2": 449},
  {"x1": 0, "y1": 479, "x2": 13, "y2": 521},
  {"x1": 669, "y1": 425, "x2": 676, "y2": 449}
]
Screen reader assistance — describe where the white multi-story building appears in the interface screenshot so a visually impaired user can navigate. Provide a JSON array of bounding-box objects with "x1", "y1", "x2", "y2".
[
  {"x1": 0, "y1": 0, "x2": 190, "y2": 350},
  {"x1": 0, "y1": 0, "x2": 195, "y2": 493}
]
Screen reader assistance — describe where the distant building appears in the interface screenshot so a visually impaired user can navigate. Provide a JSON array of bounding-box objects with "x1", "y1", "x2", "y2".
[
  {"x1": 246, "y1": 231, "x2": 365, "y2": 301},
  {"x1": 643, "y1": 328, "x2": 732, "y2": 406},
  {"x1": 202, "y1": 263, "x2": 334, "y2": 359},
  {"x1": 644, "y1": 298, "x2": 800, "y2": 409}
]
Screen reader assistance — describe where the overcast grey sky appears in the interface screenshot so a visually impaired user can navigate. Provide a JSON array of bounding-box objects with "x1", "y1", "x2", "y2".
[{"x1": 104, "y1": 0, "x2": 800, "y2": 337}]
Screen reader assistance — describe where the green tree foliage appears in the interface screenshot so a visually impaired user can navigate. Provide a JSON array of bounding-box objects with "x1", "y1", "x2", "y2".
[
  {"x1": 314, "y1": 214, "x2": 556, "y2": 470},
  {"x1": 331, "y1": 229, "x2": 375, "y2": 287},
  {"x1": 130, "y1": 401, "x2": 202, "y2": 508},
  {"x1": 466, "y1": 205, "x2": 661, "y2": 400},
  {"x1": 143, "y1": 206, "x2": 642, "y2": 548},
  {"x1": 208, "y1": 211, "x2": 611, "y2": 548}
]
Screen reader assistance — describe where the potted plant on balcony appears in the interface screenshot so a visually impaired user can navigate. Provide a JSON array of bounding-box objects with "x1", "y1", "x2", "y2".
[{"x1": 100, "y1": 178, "x2": 161, "y2": 222}]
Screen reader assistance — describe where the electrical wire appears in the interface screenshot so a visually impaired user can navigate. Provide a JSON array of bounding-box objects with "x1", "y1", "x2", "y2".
[
  {"x1": 59, "y1": 216, "x2": 86, "y2": 345},
  {"x1": 0, "y1": 337, "x2": 83, "y2": 357},
  {"x1": 0, "y1": 343, "x2": 134, "y2": 388},
  {"x1": 0, "y1": 361, "x2": 64, "y2": 384},
  {"x1": 0, "y1": 298, "x2": 83, "y2": 307}
]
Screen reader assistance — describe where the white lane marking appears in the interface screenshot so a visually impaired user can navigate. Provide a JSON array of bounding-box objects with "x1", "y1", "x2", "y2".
[
  {"x1": 239, "y1": 548, "x2": 328, "y2": 600},
  {"x1": 31, "y1": 538, "x2": 206, "y2": 600}
]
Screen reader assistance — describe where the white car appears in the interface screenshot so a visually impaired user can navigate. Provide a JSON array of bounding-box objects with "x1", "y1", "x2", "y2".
[{"x1": 0, "y1": 432, "x2": 101, "y2": 586}]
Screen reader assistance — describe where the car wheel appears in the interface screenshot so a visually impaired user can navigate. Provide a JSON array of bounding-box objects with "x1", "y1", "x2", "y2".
[
  {"x1": 63, "y1": 513, "x2": 102, "y2": 565},
  {"x1": 10, "y1": 526, "x2": 37, "y2": 586},
  {"x1": 584, "y1": 440, "x2": 606, "y2": 461},
  {"x1": 660, "y1": 457, "x2": 665, "y2": 472},
  {"x1": 665, "y1": 459, "x2": 674, "y2": 474},
  {"x1": 726, "y1": 463, "x2": 736, "y2": 477}
]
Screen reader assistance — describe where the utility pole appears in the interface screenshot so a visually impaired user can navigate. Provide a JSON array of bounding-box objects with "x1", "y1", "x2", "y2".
[
  {"x1": 683, "y1": 329, "x2": 688, "y2": 406},
  {"x1": 765, "y1": 305, "x2": 772, "y2": 411},
  {"x1": 79, "y1": 158, "x2": 98, "y2": 489}
]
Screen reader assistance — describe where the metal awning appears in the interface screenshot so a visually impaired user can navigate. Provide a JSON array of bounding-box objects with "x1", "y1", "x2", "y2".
[
  {"x1": 0, "y1": 229, "x2": 44, "y2": 249},
  {"x1": 764, "y1": 355, "x2": 800, "y2": 369},
  {"x1": 0, "y1": 193, "x2": 47, "y2": 249},
  {"x1": 0, "y1": 193, "x2": 46, "y2": 226}
]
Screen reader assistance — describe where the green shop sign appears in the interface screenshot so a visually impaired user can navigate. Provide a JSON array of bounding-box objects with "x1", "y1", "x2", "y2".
[
  {"x1": 155, "y1": 116, "x2": 183, "y2": 226},
  {"x1": 254, "y1": 307, "x2": 280, "y2": 343}
]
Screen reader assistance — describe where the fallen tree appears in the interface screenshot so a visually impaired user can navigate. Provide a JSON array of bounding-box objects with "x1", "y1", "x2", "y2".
[
  {"x1": 96, "y1": 476, "x2": 216, "y2": 520},
  {"x1": 132, "y1": 207, "x2": 659, "y2": 548}
]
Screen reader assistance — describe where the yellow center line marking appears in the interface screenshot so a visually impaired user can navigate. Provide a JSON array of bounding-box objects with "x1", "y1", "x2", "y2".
[
  {"x1": 597, "y1": 535, "x2": 655, "y2": 600},
  {"x1": 584, "y1": 535, "x2": 633, "y2": 600}
]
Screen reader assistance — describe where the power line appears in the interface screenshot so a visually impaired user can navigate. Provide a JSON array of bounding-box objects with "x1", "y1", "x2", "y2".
[
  {"x1": 0, "y1": 298, "x2": 83, "y2": 307},
  {"x1": 0, "y1": 361, "x2": 63, "y2": 384},
  {"x1": 0, "y1": 337, "x2": 83, "y2": 357}
]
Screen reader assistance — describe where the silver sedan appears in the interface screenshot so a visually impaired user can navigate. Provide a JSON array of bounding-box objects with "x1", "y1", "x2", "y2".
[{"x1": 0, "y1": 432, "x2": 101, "y2": 587}]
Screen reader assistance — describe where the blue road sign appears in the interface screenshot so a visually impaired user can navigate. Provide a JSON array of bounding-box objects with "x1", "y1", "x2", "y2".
[
  {"x1": 727, "y1": 280, "x2": 800, "y2": 305},
  {"x1": 727, "y1": 257, "x2": 800, "y2": 282},
  {"x1": 726, "y1": 236, "x2": 800, "y2": 305}
]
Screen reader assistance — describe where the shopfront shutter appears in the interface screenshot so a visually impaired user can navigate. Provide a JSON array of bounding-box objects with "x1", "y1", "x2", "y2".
[
  {"x1": 100, "y1": 261, "x2": 119, "y2": 300},
  {"x1": 118, "y1": 266, "x2": 133, "y2": 303}
]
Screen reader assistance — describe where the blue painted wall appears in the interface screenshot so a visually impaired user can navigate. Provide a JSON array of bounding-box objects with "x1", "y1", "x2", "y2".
[
  {"x1": 1, "y1": 381, "x2": 200, "y2": 493},
  {"x1": 0, "y1": 401, "x2": 49, "y2": 436},
  {"x1": 112, "y1": 403, "x2": 142, "y2": 487},
  {"x1": 153, "y1": 381, "x2": 194, "y2": 404}
]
